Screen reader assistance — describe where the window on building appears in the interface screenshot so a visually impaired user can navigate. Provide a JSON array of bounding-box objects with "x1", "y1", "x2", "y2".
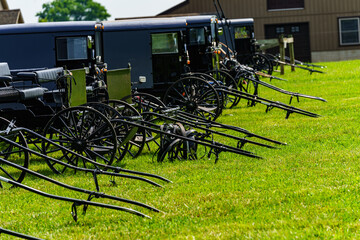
[
  {"x1": 276, "y1": 27, "x2": 285, "y2": 34},
  {"x1": 56, "y1": 36, "x2": 88, "y2": 61},
  {"x1": 291, "y1": 26, "x2": 300, "y2": 33},
  {"x1": 267, "y1": 0, "x2": 304, "y2": 10},
  {"x1": 339, "y1": 18, "x2": 360, "y2": 45},
  {"x1": 151, "y1": 33, "x2": 179, "y2": 54}
]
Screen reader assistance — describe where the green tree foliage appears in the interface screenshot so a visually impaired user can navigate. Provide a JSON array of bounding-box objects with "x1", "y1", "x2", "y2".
[{"x1": 36, "y1": 0, "x2": 110, "y2": 22}]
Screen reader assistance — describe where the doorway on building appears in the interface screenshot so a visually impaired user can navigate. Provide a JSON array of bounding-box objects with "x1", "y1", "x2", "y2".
[{"x1": 264, "y1": 22, "x2": 311, "y2": 62}]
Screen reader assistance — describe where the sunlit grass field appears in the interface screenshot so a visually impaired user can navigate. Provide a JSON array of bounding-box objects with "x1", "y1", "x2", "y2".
[{"x1": 1, "y1": 60, "x2": 360, "y2": 239}]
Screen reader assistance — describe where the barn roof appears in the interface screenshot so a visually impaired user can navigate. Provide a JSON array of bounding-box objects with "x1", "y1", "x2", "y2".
[{"x1": 0, "y1": 9, "x2": 24, "y2": 25}]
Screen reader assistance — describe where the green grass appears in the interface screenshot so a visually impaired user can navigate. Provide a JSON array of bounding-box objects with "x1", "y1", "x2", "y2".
[{"x1": 2, "y1": 60, "x2": 360, "y2": 239}]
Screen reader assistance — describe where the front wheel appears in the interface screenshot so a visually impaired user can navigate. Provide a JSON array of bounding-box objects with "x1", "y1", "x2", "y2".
[
  {"x1": 163, "y1": 77, "x2": 222, "y2": 121},
  {"x1": 42, "y1": 106, "x2": 117, "y2": 174},
  {"x1": 246, "y1": 53, "x2": 273, "y2": 75},
  {"x1": 206, "y1": 70, "x2": 240, "y2": 109},
  {"x1": 0, "y1": 117, "x2": 29, "y2": 186}
]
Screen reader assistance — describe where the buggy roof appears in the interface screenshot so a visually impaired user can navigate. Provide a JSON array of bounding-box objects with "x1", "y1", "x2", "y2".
[
  {"x1": 0, "y1": 21, "x2": 96, "y2": 35},
  {"x1": 221, "y1": 18, "x2": 254, "y2": 26},
  {"x1": 103, "y1": 18, "x2": 187, "y2": 32},
  {"x1": 175, "y1": 15, "x2": 217, "y2": 26}
]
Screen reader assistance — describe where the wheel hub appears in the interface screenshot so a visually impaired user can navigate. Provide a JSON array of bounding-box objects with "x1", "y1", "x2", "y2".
[
  {"x1": 72, "y1": 139, "x2": 87, "y2": 152},
  {"x1": 186, "y1": 101, "x2": 198, "y2": 111}
]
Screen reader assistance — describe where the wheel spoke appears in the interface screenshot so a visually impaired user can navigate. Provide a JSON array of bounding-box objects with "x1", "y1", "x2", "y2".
[{"x1": 56, "y1": 115, "x2": 77, "y2": 139}]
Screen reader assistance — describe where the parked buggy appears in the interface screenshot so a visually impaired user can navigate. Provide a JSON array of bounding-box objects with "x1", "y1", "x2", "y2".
[
  {"x1": 0, "y1": 16, "x2": 323, "y2": 239},
  {"x1": 151, "y1": 15, "x2": 326, "y2": 120},
  {"x1": 0, "y1": 61, "x2": 178, "y2": 225},
  {"x1": 0, "y1": 61, "x2": 285, "y2": 189}
]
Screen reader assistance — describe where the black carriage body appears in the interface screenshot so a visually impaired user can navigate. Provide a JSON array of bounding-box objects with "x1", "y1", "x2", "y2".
[
  {"x1": 219, "y1": 18, "x2": 255, "y2": 62},
  {"x1": 0, "y1": 21, "x2": 98, "y2": 71},
  {"x1": 0, "y1": 22, "x2": 101, "y2": 129},
  {"x1": 101, "y1": 18, "x2": 187, "y2": 95}
]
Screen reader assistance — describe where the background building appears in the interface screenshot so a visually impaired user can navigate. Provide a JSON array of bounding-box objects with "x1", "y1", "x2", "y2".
[
  {"x1": 0, "y1": 0, "x2": 24, "y2": 24},
  {"x1": 159, "y1": 0, "x2": 360, "y2": 62}
]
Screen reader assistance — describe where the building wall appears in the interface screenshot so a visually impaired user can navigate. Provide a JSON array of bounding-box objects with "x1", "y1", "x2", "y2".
[{"x1": 160, "y1": 0, "x2": 360, "y2": 61}]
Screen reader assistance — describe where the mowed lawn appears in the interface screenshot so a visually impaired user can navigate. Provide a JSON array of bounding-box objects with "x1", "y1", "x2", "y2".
[{"x1": 1, "y1": 60, "x2": 360, "y2": 239}]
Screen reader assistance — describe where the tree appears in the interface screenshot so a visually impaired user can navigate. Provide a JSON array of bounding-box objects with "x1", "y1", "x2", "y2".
[{"x1": 36, "y1": 0, "x2": 110, "y2": 22}]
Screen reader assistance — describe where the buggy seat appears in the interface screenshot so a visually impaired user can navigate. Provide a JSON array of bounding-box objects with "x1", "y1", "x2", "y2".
[
  {"x1": 0, "y1": 63, "x2": 12, "y2": 86},
  {"x1": 35, "y1": 67, "x2": 64, "y2": 83},
  {"x1": 0, "y1": 62, "x2": 10, "y2": 76},
  {"x1": 0, "y1": 63, "x2": 54, "y2": 103},
  {"x1": 16, "y1": 67, "x2": 64, "y2": 84},
  {"x1": 0, "y1": 86, "x2": 46, "y2": 103}
]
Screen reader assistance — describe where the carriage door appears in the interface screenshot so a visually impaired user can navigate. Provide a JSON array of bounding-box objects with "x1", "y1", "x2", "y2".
[
  {"x1": 187, "y1": 27, "x2": 209, "y2": 72},
  {"x1": 234, "y1": 25, "x2": 255, "y2": 62},
  {"x1": 265, "y1": 22, "x2": 311, "y2": 62},
  {"x1": 151, "y1": 32, "x2": 183, "y2": 89}
]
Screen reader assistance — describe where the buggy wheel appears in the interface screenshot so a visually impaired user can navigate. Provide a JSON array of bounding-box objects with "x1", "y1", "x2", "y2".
[
  {"x1": 234, "y1": 70, "x2": 259, "y2": 107},
  {"x1": 157, "y1": 122, "x2": 186, "y2": 162},
  {"x1": 82, "y1": 102, "x2": 130, "y2": 162},
  {"x1": 235, "y1": 71, "x2": 258, "y2": 94},
  {"x1": 0, "y1": 117, "x2": 29, "y2": 185},
  {"x1": 182, "y1": 72, "x2": 225, "y2": 110},
  {"x1": 163, "y1": 77, "x2": 222, "y2": 121},
  {"x1": 247, "y1": 53, "x2": 273, "y2": 75},
  {"x1": 106, "y1": 99, "x2": 146, "y2": 158},
  {"x1": 42, "y1": 106, "x2": 117, "y2": 174},
  {"x1": 157, "y1": 138, "x2": 183, "y2": 163},
  {"x1": 157, "y1": 123, "x2": 198, "y2": 162},
  {"x1": 121, "y1": 93, "x2": 166, "y2": 154},
  {"x1": 206, "y1": 70, "x2": 240, "y2": 109},
  {"x1": 122, "y1": 92, "x2": 166, "y2": 115}
]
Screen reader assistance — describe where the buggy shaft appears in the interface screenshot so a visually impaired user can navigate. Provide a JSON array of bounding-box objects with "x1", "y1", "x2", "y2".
[
  {"x1": 0, "y1": 157, "x2": 160, "y2": 212},
  {"x1": 0, "y1": 133, "x2": 165, "y2": 187},
  {"x1": 0, "y1": 176, "x2": 151, "y2": 219}
]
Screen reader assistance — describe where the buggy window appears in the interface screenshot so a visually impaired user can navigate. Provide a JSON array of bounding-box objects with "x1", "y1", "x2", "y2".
[
  {"x1": 234, "y1": 26, "x2": 251, "y2": 39},
  {"x1": 56, "y1": 36, "x2": 88, "y2": 61},
  {"x1": 95, "y1": 31, "x2": 103, "y2": 63},
  {"x1": 189, "y1": 28, "x2": 206, "y2": 45},
  {"x1": 151, "y1": 33, "x2": 179, "y2": 54}
]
